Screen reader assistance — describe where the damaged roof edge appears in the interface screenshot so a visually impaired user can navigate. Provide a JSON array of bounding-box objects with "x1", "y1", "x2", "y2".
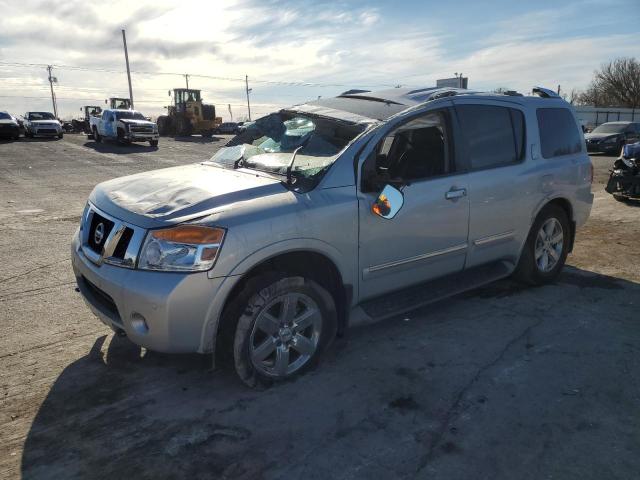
[{"x1": 286, "y1": 103, "x2": 380, "y2": 125}]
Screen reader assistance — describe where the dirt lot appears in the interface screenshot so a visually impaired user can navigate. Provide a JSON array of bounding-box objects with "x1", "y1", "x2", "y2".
[{"x1": 1, "y1": 135, "x2": 639, "y2": 480}]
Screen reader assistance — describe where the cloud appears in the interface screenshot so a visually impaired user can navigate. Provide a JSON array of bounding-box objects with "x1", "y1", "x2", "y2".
[{"x1": 0, "y1": 0, "x2": 637, "y2": 120}]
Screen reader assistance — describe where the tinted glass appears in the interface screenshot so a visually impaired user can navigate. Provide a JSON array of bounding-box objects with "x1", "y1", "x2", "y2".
[
  {"x1": 537, "y1": 108, "x2": 582, "y2": 158},
  {"x1": 0, "y1": 112, "x2": 11, "y2": 120},
  {"x1": 456, "y1": 105, "x2": 522, "y2": 170}
]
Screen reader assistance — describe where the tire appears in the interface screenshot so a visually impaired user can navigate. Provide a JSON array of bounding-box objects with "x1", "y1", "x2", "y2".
[
  {"x1": 514, "y1": 204, "x2": 570, "y2": 285},
  {"x1": 117, "y1": 128, "x2": 130, "y2": 145},
  {"x1": 175, "y1": 117, "x2": 193, "y2": 137},
  {"x1": 612, "y1": 194, "x2": 628, "y2": 203},
  {"x1": 13, "y1": 132, "x2": 19, "y2": 141},
  {"x1": 93, "y1": 127, "x2": 101, "y2": 143},
  {"x1": 149, "y1": 139, "x2": 158, "y2": 147},
  {"x1": 157, "y1": 116, "x2": 170, "y2": 136},
  {"x1": 57, "y1": 133, "x2": 63, "y2": 139},
  {"x1": 222, "y1": 272, "x2": 337, "y2": 388}
]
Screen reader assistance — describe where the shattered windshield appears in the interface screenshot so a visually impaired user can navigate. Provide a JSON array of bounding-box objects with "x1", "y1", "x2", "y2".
[
  {"x1": 592, "y1": 123, "x2": 627, "y2": 134},
  {"x1": 207, "y1": 112, "x2": 365, "y2": 181}
]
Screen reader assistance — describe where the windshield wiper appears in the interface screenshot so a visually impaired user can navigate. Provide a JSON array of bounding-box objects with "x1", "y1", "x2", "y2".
[{"x1": 286, "y1": 146, "x2": 304, "y2": 184}]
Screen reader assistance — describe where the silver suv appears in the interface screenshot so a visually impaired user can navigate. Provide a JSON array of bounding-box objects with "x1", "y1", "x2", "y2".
[{"x1": 72, "y1": 86, "x2": 593, "y2": 387}]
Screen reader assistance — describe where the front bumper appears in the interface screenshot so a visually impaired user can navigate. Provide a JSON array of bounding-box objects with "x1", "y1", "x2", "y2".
[
  {"x1": 0, "y1": 126, "x2": 19, "y2": 138},
  {"x1": 586, "y1": 142, "x2": 618, "y2": 154},
  {"x1": 71, "y1": 229, "x2": 229, "y2": 353},
  {"x1": 126, "y1": 132, "x2": 159, "y2": 142},
  {"x1": 32, "y1": 127, "x2": 62, "y2": 137}
]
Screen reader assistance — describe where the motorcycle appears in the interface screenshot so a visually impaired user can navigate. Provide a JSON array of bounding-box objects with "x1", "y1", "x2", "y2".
[{"x1": 605, "y1": 142, "x2": 640, "y2": 202}]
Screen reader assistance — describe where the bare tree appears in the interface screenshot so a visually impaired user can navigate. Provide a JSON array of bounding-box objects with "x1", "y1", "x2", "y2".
[{"x1": 580, "y1": 57, "x2": 640, "y2": 108}]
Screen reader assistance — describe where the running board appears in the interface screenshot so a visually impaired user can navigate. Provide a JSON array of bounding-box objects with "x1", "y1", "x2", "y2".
[{"x1": 359, "y1": 261, "x2": 513, "y2": 322}]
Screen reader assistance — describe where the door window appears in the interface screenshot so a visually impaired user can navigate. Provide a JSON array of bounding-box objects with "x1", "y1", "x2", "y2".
[
  {"x1": 456, "y1": 105, "x2": 525, "y2": 170},
  {"x1": 364, "y1": 111, "x2": 451, "y2": 190}
]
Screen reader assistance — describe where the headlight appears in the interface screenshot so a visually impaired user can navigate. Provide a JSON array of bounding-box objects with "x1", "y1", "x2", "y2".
[{"x1": 138, "y1": 225, "x2": 225, "y2": 272}]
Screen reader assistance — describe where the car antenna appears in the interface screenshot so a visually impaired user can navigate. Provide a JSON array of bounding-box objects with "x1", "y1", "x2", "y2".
[{"x1": 286, "y1": 146, "x2": 304, "y2": 184}]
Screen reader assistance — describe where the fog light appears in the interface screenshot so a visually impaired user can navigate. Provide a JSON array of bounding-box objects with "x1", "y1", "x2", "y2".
[{"x1": 130, "y1": 312, "x2": 149, "y2": 334}]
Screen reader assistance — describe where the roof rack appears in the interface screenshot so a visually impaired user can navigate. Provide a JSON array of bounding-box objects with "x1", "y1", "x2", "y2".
[{"x1": 532, "y1": 86, "x2": 560, "y2": 98}]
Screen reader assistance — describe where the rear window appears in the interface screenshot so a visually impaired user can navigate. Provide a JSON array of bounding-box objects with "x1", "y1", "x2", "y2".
[
  {"x1": 456, "y1": 105, "x2": 525, "y2": 170},
  {"x1": 536, "y1": 108, "x2": 582, "y2": 158}
]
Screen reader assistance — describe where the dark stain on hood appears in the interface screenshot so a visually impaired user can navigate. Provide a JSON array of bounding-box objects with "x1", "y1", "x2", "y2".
[{"x1": 91, "y1": 163, "x2": 285, "y2": 225}]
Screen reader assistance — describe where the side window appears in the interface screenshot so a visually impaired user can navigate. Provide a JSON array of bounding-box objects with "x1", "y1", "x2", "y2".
[
  {"x1": 456, "y1": 105, "x2": 524, "y2": 170},
  {"x1": 536, "y1": 108, "x2": 582, "y2": 158},
  {"x1": 372, "y1": 111, "x2": 450, "y2": 183}
]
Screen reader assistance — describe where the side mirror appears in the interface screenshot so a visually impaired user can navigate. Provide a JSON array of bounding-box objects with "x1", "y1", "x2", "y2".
[{"x1": 372, "y1": 184, "x2": 404, "y2": 219}]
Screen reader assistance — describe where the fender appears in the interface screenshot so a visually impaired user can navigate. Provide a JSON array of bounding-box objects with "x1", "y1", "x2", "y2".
[{"x1": 198, "y1": 237, "x2": 353, "y2": 354}]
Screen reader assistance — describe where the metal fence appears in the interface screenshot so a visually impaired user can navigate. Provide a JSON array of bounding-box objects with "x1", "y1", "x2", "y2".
[{"x1": 574, "y1": 106, "x2": 638, "y2": 129}]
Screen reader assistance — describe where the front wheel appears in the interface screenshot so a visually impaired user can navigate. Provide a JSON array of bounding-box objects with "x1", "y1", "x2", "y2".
[
  {"x1": 93, "y1": 127, "x2": 101, "y2": 143},
  {"x1": 57, "y1": 133, "x2": 63, "y2": 139},
  {"x1": 514, "y1": 204, "x2": 570, "y2": 285},
  {"x1": 225, "y1": 273, "x2": 337, "y2": 388},
  {"x1": 149, "y1": 139, "x2": 158, "y2": 147}
]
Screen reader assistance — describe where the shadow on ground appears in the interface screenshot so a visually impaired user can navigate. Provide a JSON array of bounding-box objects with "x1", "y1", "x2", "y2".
[
  {"x1": 21, "y1": 267, "x2": 640, "y2": 480},
  {"x1": 172, "y1": 135, "x2": 226, "y2": 144},
  {"x1": 82, "y1": 141, "x2": 158, "y2": 154}
]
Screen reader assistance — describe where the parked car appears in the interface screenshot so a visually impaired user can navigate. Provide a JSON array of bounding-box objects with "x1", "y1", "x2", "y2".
[
  {"x1": 72, "y1": 86, "x2": 593, "y2": 387},
  {"x1": 584, "y1": 121, "x2": 640, "y2": 154},
  {"x1": 216, "y1": 122, "x2": 240, "y2": 134},
  {"x1": 605, "y1": 141, "x2": 640, "y2": 202},
  {"x1": 90, "y1": 109, "x2": 159, "y2": 146},
  {"x1": 23, "y1": 111, "x2": 63, "y2": 139},
  {"x1": 0, "y1": 111, "x2": 20, "y2": 140}
]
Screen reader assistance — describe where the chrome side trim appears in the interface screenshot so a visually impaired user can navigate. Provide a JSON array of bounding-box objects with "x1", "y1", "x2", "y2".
[
  {"x1": 473, "y1": 230, "x2": 515, "y2": 247},
  {"x1": 365, "y1": 243, "x2": 468, "y2": 275}
]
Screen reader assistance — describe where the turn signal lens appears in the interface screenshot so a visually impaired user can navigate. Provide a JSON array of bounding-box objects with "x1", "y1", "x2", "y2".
[
  {"x1": 138, "y1": 225, "x2": 226, "y2": 272},
  {"x1": 152, "y1": 225, "x2": 224, "y2": 244}
]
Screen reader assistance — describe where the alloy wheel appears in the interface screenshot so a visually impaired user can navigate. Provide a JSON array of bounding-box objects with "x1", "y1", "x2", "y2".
[
  {"x1": 535, "y1": 218, "x2": 564, "y2": 273},
  {"x1": 249, "y1": 292, "x2": 322, "y2": 378}
]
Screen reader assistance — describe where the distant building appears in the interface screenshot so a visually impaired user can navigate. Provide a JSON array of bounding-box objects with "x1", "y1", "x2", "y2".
[{"x1": 437, "y1": 77, "x2": 468, "y2": 89}]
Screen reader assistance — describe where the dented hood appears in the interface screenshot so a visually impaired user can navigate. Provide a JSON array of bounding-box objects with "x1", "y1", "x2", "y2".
[{"x1": 90, "y1": 163, "x2": 284, "y2": 228}]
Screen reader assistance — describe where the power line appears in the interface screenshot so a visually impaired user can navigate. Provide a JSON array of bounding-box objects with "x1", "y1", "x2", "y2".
[{"x1": 0, "y1": 60, "x2": 396, "y2": 89}]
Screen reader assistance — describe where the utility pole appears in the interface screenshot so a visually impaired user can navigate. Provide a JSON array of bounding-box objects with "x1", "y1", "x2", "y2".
[
  {"x1": 184, "y1": 74, "x2": 190, "y2": 89},
  {"x1": 47, "y1": 65, "x2": 58, "y2": 118},
  {"x1": 122, "y1": 29, "x2": 134, "y2": 109},
  {"x1": 245, "y1": 75, "x2": 252, "y2": 121}
]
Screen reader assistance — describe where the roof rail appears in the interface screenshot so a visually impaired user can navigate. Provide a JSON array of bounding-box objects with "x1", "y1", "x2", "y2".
[{"x1": 532, "y1": 86, "x2": 560, "y2": 98}]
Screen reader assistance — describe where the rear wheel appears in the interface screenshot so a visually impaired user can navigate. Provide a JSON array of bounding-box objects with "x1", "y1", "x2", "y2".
[
  {"x1": 57, "y1": 133, "x2": 63, "y2": 139},
  {"x1": 514, "y1": 204, "x2": 570, "y2": 285},
  {"x1": 93, "y1": 127, "x2": 101, "y2": 143},
  {"x1": 612, "y1": 193, "x2": 628, "y2": 203},
  {"x1": 223, "y1": 273, "x2": 337, "y2": 388}
]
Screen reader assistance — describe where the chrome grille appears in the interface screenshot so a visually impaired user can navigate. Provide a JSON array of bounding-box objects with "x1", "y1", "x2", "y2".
[{"x1": 80, "y1": 204, "x2": 145, "y2": 268}]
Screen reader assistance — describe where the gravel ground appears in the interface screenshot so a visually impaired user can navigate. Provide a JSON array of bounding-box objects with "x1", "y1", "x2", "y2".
[{"x1": 0, "y1": 134, "x2": 638, "y2": 480}]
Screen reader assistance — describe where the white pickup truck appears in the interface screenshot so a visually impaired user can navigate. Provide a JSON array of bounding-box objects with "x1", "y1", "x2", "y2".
[{"x1": 90, "y1": 109, "x2": 159, "y2": 146}]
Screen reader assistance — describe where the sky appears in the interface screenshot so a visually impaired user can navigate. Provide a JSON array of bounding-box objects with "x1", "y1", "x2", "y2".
[{"x1": 0, "y1": 0, "x2": 639, "y2": 120}]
